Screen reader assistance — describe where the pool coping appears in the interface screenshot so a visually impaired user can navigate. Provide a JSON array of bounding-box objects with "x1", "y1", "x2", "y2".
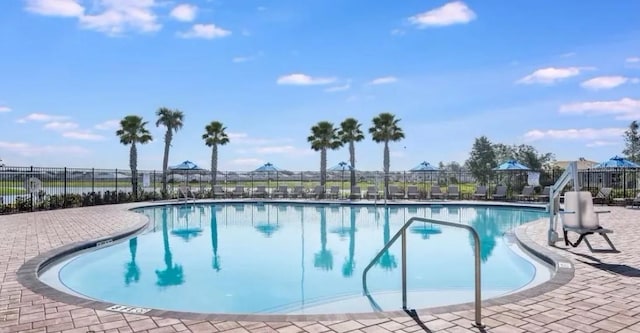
[{"x1": 15, "y1": 199, "x2": 575, "y2": 322}]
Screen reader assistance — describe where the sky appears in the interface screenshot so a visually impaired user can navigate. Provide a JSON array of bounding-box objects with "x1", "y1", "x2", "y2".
[{"x1": 0, "y1": 0, "x2": 639, "y2": 171}]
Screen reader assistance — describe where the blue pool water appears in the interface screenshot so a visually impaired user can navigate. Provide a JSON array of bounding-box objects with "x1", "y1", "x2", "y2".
[{"x1": 47, "y1": 203, "x2": 548, "y2": 314}]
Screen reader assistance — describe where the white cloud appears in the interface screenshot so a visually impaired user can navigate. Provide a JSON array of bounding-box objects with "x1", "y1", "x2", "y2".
[
  {"x1": 0, "y1": 106, "x2": 11, "y2": 113},
  {"x1": 517, "y1": 67, "x2": 590, "y2": 84},
  {"x1": 255, "y1": 145, "x2": 311, "y2": 155},
  {"x1": 25, "y1": 0, "x2": 84, "y2": 17},
  {"x1": 559, "y1": 97, "x2": 640, "y2": 120},
  {"x1": 586, "y1": 140, "x2": 619, "y2": 148},
  {"x1": 78, "y1": 0, "x2": 161, "y2": 35},
  {"x1": 177, "y1": 24, "x2": 231, "y2": 39},
  {"x1": 409, "y1": 1, "x2": 476, "y2": 28},
  {"x1": 325, "y1": 84, "x2": 351, "y2": 92},
  {"x1": 0, "y1": 141, "x2": 89, "y2": 156},
  {"x1": 369, "y1": 76, "x2": 398, "y2": 85},
  {"x1": 277, "y1": 73, "x2": 336, "y2": 86},
  {"x1": 391, "y1": 29, "x2": 405, "y2": 36},
  {"x1": 62, "y1": 130, "x2": 106, "y2": 141},
  {"x1": 560, "y1": 52, "x2": 576, "y2": 58},
  {"x1": 44, "y1": 121, "x2": 79, "y2": 131},
  {"x1": 95, "y1": 119, "x2": 120, "y2": 130},
  {"x1": 626, "y1": 57, "x2": 640, "y2": 63},
  {"x1": 523, "y1": 128, "x2": 625, "y2": 142},
  {"x1": 17, "y1": 113, "x2": 68, "y2": 123},
  {"x1": 232, "y1": 56, "x2": 252, "y2": 63},
  {"x1": 170, "y1": 4, "x2": 197, "y2": 22},
  {"x1": 581, "y1": 76, "x2": 638, "y2": 90},
  {"x1": 229, "y1": 158, "x2": 265, "y2": 168}
]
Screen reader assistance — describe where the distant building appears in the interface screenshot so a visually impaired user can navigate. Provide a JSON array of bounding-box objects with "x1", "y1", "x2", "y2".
[{"x1": 553, "y1": 157, "x2": 598, "y2": 170}]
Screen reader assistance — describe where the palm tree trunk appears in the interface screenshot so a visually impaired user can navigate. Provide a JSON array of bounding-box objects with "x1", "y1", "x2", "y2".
[
  {"x1": 320, "y1": 148, "x2": 327, "y2": 188},
  {"x1": 130, "y1": 143, "x2": 138, "y2": 199},
  {"x1": 383, "y1": 141, "x2": 389, "y2": 199},
  {"x1": 211, "y1": 145, "x2": 218, "y2": 190},
  {"x1": 349, "y1": 141, "x2": 356, "y2": 187},
  {"x1": 162, "y1": 130, "x2": 172, "y2": 196}
]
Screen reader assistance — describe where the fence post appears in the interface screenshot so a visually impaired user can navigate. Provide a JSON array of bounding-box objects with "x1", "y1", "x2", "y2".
[
  {"x1": 92, "y1": 168, "x2": 95, "y2": 193},
  {"x1": 30, "y1": 166, "x2": 34, "y2": 212},
  {"x1": 153, "y1": 171, "x2": 156, "y2": 199},
  {"x1": 63, "y1": 167, "x2": 67, "y2": 208},
  {"x1": 115, "y1": 168, "x2": 118, "y2": 202}
]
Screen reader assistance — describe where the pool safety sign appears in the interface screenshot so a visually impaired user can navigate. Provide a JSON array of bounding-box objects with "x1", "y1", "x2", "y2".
[{"x1": 106, "y1": 304, "x2": 152, "y2": 314}]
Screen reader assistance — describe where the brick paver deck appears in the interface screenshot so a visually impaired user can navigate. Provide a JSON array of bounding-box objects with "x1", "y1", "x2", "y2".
[{"x1": 1, "y1": 202, "x2": 640, "y2": 333}]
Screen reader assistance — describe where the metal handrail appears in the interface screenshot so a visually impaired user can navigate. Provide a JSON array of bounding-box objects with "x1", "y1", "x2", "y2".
[{"x1": 361, "y1": 217, "x2": 485, "y2": 328}]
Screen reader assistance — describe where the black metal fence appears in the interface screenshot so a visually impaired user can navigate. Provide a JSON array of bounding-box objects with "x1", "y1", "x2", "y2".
[{"x1": 1, "y1": 165, "x2": 637, "y2": 215}]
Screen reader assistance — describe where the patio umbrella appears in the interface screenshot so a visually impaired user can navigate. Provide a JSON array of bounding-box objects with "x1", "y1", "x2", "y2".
[
  {"x1": 253, "y1": 204, "x2": 280, "y2": 237},
  {"x1": 593, "y1": 156, "x2": 640, "y2": 197},
  {"x1": 169, "y1": 160, "x2": 204, "y2": 184},
  {"x1": 329, "y1": 161, "x2": 354, "y2": 199},
  {"x1": 253, "y1": 162, "x2": 286, "y2": 190},
  {"x1": 493, "y1": 160, "x2": 530, "y2": 196},
  {"x1": 409, "y1": 161, "x2": 439, "y2": 194},
  {"x1": 171, "y1": 205, "x2": 203, "y2": 242}
]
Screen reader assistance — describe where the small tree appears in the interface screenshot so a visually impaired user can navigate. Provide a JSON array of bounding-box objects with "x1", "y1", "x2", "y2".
[
  {"x1": 623, "y1": 120, "x2": 640, "y2": 163},
  {"x1": 338, "y1": 118, "x2": 365, "y2": 188},
  {"x1": 466, "y1": 136, "x2": 496, "y2": 185},
  {"x1": 202, "y1": 121, "x2": 230, "y2": 190},
  {"x1": 156, "y1": 108, "x2": 184, "y2": 197},
  {"x1": 369, "y1": 113, "x2": 404, "y2": 198},
  {"x1": 116, "y1": 115, "x2": 153, "y2": 199},
  {"x1": 308, "y1": 121, "x2": 343, "y2": 189}
]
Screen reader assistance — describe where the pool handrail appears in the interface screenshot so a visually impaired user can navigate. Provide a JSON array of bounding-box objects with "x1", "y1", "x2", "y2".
[{"x1": 361, "y1": 217, "x2": 485, "y2": 328}]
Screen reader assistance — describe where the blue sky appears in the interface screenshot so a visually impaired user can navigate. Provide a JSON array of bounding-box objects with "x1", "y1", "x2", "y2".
[{"x1": 0, "y1": 0, "x2": 639, "y2": 171}]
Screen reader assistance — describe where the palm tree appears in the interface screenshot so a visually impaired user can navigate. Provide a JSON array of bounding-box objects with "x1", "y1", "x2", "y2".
[
  {"x1": 338, "y1": 118, "x2": 365, "y2": 188},
  {"x1": 116, "y1": 115, "x2": 153, "y2": 199},
  {"x1": 202, "y1": 121, "x2": 230, "y2": 191},
  {"x1": 308, "y1": 121, "x2": 342, "y2": 191},
  {"x1": 156, "y1": 108, "x2": 184, "y2": 197},
  {"x1": 369, "y1": 113, "x2": 404, "y2": 199}
]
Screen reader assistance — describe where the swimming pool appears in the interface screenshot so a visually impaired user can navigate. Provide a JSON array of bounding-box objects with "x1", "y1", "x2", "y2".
[{"x1": 41, "y1": 202, "x2": 549, "y2": 314}]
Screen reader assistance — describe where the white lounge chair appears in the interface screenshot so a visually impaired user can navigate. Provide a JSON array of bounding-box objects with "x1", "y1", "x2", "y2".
[{"x1": 562, "y1": 191, "x2": 617, "y2": 252}]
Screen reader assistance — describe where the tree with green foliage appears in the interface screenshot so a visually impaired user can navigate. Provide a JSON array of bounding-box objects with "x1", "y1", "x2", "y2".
[
  {"x1": 156, "y1": 108, "x2": 184, "y2": 197},
  {"x1": 369, "y1": 113, "x2": 405, "y2": 198},
  {"x1": 513, "y1": 144, "x2": 554, "y2": 171},
  {"x1": 308, "y1": 121, "x2": 343, "y2": 188},
  {"x1": 492, "y1": 143, "x2": 515, "y2": 163},
  {"x1": 116, "y1": 115, "x2": 153, "y2": 199},
  {"x1": 623, "y1": 120, "x2": 640, "y2": 163},
  {"x1": 466, "y1": 136, "x2": 497, "y2": 185},
  {"x1": 338, "y1": 118, "x2": 365, "y2": 188},
  {"x1": 202, "y1": 121, "x2": 230, "y2": 189}
]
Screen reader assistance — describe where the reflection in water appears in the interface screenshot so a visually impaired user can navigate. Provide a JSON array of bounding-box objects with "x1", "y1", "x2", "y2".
[
  {"x1": 171, "y1": 205, "x2": 203, "y2": 242},
  {"x1": 210, "y1": 206, "x2": 221, "y2": 272},
  {"x1": 342, "y1": 207, "x2": 357, "y2": 277},
  {"x1": 470, "y1": 208, "x2": 502, "y2": 262},
  {"x1": 378, "y1": 207, "x2": 397, "y2": 270},
  {"x1": 124, "y1": 238, "x2": 140, "y2": 285},
  {"x1": 314, "y1": 207, "x2": 333, "y2": 271},
  {"x1": 254, "y1": 204, "x2": 280, "y2": 237},
  {"x1": 156, "y1": 208, "x2": 185, "y2": 287}
]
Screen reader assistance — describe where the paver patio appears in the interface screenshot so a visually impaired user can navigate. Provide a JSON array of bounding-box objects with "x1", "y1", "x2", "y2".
[{"x1": 1, "y1": 202, "x2": 640, "y2": 333}]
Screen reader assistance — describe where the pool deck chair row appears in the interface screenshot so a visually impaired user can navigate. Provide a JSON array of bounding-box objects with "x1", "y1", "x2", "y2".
[{"x1": 561, "y1": 191, "x2": 617, "y2": 253}]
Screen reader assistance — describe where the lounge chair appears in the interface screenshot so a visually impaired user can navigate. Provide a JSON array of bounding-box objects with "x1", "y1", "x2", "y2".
[
  {"x1": 446, "y1": 185, "x2": 459, "y2": 200},
  {"x1": 492, "y1": 185, "x2": 507, "y2": 200},
  {"x1": 253, "y1": 185, "x2": 268, "y2": 198},
  {"x1": 406, "y1": 185, "x2": 420, "y2": 200},
  {"x1": 212, "y1": 185, "x2": 227, "y2": 199},
  {"x1": 350, "y1": 186, "x2": 361, "y2": 200},
  {"x1": 388, "y1": 185, "x2": 404, "y2": 200},
  {"x1": 272, "y1": 186, "x2": 288, "y2": 198},
  {"x1": 537, "y1": 186, "x2": 550, "y2": 202},
  {"x1": 366, "y1": 186, "x2": 379, "y2": 200},
  {"x1": 593, "y1": 187, "x2": 612, "y2": 205},
  {"x1": 516, "y1": 185, "x2": 535, "y2": 201},
  {"x1": 328, "y1": 186, "x2": 340, "y2": 199},
  {"x1": 310, "y1": 185, "x2": 324, "y2": 199},
  {"x1": 290, "y1": 186, "x2": 306, "y2": 198},
  {"x1": 178, "y1": 185, "x2": 195, "y2": 201},
  {"x1": 561, "y1": 191, "x2": 617, "y2": 252},
  {"x1": 230, "y1": 186, "x2": 246, "y2": 198},
  {"x1": 430, "y1": 185, "x2": 445, "y2": 200},
  {"x1": 472, "y1": 186, "x2": 487, "y2": 200},
  {"x1": 630, "y1": 192, "x2": 640, "y2": 208}
]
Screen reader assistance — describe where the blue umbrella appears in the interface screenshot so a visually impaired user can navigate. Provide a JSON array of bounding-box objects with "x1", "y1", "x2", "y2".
[
  {"x1": 594, "y1": 155, "x2": 640, "y2": 169},
  {"x1": 493, "y1": 160, "x2": 530, "y2": 171},
  {"x1": 410, "y1": 161, "x2": 440, "y2": 194},
  {"x1": 253, "y1": 162, "x2": 285, "y2": 190},
  {"x1": 329, "y1": 162, "x2": 354, "y2": 198},
  {"x1": 169, "y1": 160, "x2": 203, "y2": 185}
]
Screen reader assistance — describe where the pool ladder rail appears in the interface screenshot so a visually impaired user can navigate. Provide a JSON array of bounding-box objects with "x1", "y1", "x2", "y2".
[{"x1": 361, "y1": 217, "x2": 485, "y2": 329}]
